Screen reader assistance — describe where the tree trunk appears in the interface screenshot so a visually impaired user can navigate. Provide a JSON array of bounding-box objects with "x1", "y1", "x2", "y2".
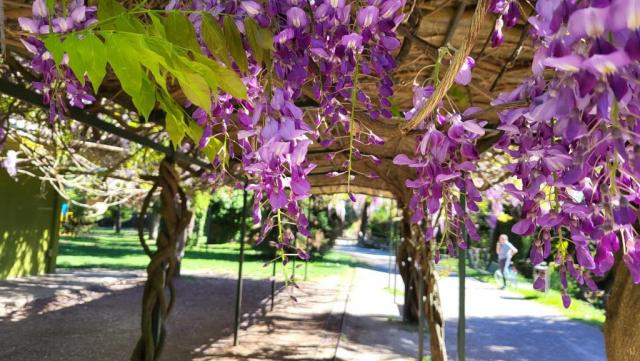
[
  {"x1": 174, "y1": 206, "x2": 193, "y2": 278},
  {"x1": 358, "y1": 198, "x2": 370, "y2": 244},
  {"x1": 397, "y1": 209, "x2": 447, "y2": 361},
  {"x1": 604, "y1": 257, "x2": 640, "y2": 360},
  {"x1": 114, "y1": 204, "x2": 122, "y2": 234}
]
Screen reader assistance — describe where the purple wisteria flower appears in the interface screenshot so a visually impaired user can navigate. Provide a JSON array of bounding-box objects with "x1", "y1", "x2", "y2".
[
  {"x1": 490, "y1": 0, "x2": 640, "y2": 305},
  {"x1": 286, "y1": 7, "x2": 308, "y2": 29},
  {"x1": 357, "y1": 6, "x2": 379, "y2": 28},
  {"x1": 454, "y1": 56, "x2": 476, "y2": 86}
]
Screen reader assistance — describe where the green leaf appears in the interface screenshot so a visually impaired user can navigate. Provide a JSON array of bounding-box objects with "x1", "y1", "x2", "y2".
[
  {"x1": 63, "y1": 35, "x2": 89, "y2": 86},
  {"x1": 201, "y1": 13, "x2": 230, "y2": 66},
  {"x1": 163, "y1": 12, "x2": 201, "y2": 54},
  {"x1": 148, "y1": 12, "x2": 166, "y2": 38},
  {"x1": 210, "y1": 63, "x2": 247, "y2": 99},
  {"x1": 243, "y1": 17, "x2": 264, "y2": 64},
  {"x1": 106, "y1": 34, "x2": 143, "y2": 96},
  {"x1": 133, "y1": 76, "x2": 156, "y2": 121},
  {"x1": 223, "y1": 15, "x2": 248, "y2": 73},
  {"x1": 159, "y1": 92, "x2": 186, "y2": 148},
  {"x1": 105, "y1": 34, "x2": 158, "y2": 120},
  {"x1": 190, "y1": 53, "x2": 247, "y2": 99},
  {"x1": 42, "y1": 35, "x2": 64, "y2": 64},
  {"x1": 166, "y1": 111, "x2": 186, "y2": 148},
  {"x1": 177, "y1": 71, "x2": 211, "y2": 114},
  {"x1": 245, "y1": 17, "x2": 273, "y2": 51},
  {"x1": 43, "y1": 34, "x2": 107, "y2": 92},
  {"x1": 97, "y1": 0, "x2": 127, "y2": 30},
  {"x1": 114, "y1": 13, "x2": 146, "y2": 33},
  {"x1": 81, "y1": 34, "x2": 108, "y2": 93}
]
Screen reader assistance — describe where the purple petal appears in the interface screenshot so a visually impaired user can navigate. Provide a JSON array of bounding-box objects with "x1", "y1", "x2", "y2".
[
  {"x1": 286, "y1": 7, "x2": 308, "y2": 28},
  {"x1": 583, "y1": 51, "x2": 630, "y2": 75},
  {"x1": 542, "y1": 55, "x2": 583, "y2": 72},
  {"x1": 562, "y1": 293, "x2": 571, "y2": 308},
  {"x1": 393, "y1": 154, "x2": 415, "y2": 166},
  {"x1": 357, "y1": 6, "x2": 379, "y2": 28},
  {"x1": 454, "y1": 56, "x2": 476, "y2": 86},
  {"x1": 341, "y1": 33, "x2": 363, "y2": 49},
  {"x1": 240, "y1": 1, "x2": 263, "y2": 17},
  {"x1": 567, "y1": 7, "x2": 609, "y2": 38},
  {"x1": 512, "y1": 218, "x2": 535, "y2": 236},
  {"x1": 32, "y1": 0, "x2": 48, "y2": 17},
  {"x1": 608, "y1": 0, "x2": 640, "y2": 32}
]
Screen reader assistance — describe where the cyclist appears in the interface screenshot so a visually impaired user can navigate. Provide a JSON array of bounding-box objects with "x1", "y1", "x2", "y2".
[{"x1": 496, "y1": 234, "x2": 517, "y2": 289}]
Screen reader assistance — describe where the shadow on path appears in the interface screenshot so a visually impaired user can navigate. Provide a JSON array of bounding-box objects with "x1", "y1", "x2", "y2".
[{"x1": 0, "y1": 274, "x2": 276, "y2": 361}]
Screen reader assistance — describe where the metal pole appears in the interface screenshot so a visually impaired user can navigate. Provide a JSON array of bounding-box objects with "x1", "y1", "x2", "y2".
[
  {"x1": 271, "y1": 261, "x2": 277, "y2": 311},
  {"x1": 233, "y1": 182, "x2": 249, "y2": 346},
  {"x1": 292, "y1": 229, "x2": 297, "y2": 280},
  {"x1": 304, "y1": 197, "x2": 313, "y2": 281},
  {"x1": 393, "y1": 237, "x2": 398, "y2": 304},
  {"x1": 417, "y1": 267, "x2": 425, "y2": 361},
  {"x1": 458, "y1": 193, "x2": 467, "y2": 361},
  {"x1": 388, "y1": 204, "x2": 393, "y2": 288}
]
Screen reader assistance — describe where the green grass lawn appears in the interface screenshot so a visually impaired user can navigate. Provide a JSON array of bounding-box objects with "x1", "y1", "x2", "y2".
[
  {"x1": 58, "y1": 228, "x2": 355, "y2": 281},
  {"x1": 437, "y1": 257, "x2": 605, "y2": 328}
]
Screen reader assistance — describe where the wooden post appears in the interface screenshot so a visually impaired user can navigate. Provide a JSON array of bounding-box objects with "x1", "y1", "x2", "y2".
[{"x1": 233, "y1": 182, "x2": 249, "y2": 346}]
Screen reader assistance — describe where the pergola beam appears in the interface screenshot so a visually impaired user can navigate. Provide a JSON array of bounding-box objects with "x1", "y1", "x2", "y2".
[{"x1": 0, "y1": 78, "x2": 212, "y2": 171}]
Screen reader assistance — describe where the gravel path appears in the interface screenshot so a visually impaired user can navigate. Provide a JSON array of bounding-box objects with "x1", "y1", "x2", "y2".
[
  {"x1": 196, "y1": 275, "x2": 349, "y2": 361},
  {"x1": 0, "y1": 270, "x2": 274, "y2": 361},
  {"x1": 335, "y1": 243, "x2": 606, "y2": 361}
]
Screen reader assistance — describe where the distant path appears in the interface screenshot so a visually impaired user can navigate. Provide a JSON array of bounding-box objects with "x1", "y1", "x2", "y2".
[{"x1": 335, "y1": 242, "x2": 606, "y2": 361}]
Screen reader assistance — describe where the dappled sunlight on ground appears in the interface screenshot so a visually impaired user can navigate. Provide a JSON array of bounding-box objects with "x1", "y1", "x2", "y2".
[
  {"x1": 0, "y1": 272, "x2": 275, "y2": 361},
  {"x1": 0, "y1": 269, "x2": 144, "y2": 321}
]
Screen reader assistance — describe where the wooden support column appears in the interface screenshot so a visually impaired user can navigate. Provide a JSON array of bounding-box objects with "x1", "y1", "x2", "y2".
[
  {"x1": 131, "y1": 157, "x2": 189, "y2": 361},
  {"x1": 397, "y1": 208, "x2": 447, "y2": 361},
  {"x1": 604, "y1": 256, "x2": 640, "y2": 360}
]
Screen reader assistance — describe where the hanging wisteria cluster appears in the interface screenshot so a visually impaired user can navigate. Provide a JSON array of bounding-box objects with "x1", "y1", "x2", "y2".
[
  {"x1": 182, "y1": 0, "x2": 407, "y2": 257},
  {"x1": 491, "y1": 0, "x2": 640, "y2": 305},
  {"x1": 18, "y1": 0, "x2": 97, "y2": 121},
  {"x1": 13, "y1": 0, "x2": 640, "y2": 307},
  {"x1": 393, "y1": 85, "x2": 484, "y2": 260}
]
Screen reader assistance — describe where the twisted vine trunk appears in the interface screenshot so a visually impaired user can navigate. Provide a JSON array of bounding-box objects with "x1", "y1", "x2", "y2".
[
  {"x1": 131, "y1": 158, "x2": 189, "y2": 361},
  {"x1": 397, "y1": 210, "x2": 447, "y2": 361},
  {"x1": 604, "y1": 257, "x2": 640, "y2": 360}
]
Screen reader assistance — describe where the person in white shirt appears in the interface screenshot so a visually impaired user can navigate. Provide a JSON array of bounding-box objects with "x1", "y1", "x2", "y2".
[{"x1": 496, "y1": 234, "x2": 517, "y2": 289}]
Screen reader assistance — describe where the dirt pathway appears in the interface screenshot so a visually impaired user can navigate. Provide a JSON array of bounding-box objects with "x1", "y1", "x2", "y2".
[
  {"x1": 193, "y1": 275, "x2": 350, "y2": 361},
  {"x1": 0, "y1": 270, "x2": 276, "y2": 361}
]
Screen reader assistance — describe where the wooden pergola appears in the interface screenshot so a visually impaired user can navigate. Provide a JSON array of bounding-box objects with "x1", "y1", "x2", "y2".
[{"x1": 0, "y1": 1, "x2": 537, "y2": 361}]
